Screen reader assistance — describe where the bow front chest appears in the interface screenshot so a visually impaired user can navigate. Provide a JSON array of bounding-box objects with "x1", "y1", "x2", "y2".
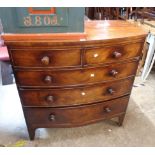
[{"x1": 3, "y1": 21, "x2": 147, "y2": 140}]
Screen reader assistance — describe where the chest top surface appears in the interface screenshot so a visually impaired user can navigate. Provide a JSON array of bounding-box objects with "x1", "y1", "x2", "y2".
[{"x1": 2, "y1": 20, "x2": 148, "y2": 48}]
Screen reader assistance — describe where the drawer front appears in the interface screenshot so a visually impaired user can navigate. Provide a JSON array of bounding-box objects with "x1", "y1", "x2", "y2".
[
  {"x1": 15, "y1": 61, "x2": 138, "y2": 87},
  {"x1": 23, "y1": 96, "x2": 129, "y2": 127},
  {"x1": 20, "y1": 77, "x2": 134, "y2": 107},
  {"x1": 85, "y1": 43, "x2": 142, "y2": 65},
  {"x1": 10, "y1": 49, "x2": 81, "y2": 68}
]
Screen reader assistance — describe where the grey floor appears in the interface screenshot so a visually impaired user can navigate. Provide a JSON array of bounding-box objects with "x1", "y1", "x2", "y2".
[{"x1": 0, "y1": 71, "x2": 155, "y2": 146}]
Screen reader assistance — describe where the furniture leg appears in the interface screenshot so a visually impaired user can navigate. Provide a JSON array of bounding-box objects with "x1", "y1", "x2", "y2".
[
  {"x1": 27, "y1": 126, "x2": 36, "y2": 140},
  {"x1": 118, "y1": 113, "x2": 126, "y2": 126}
]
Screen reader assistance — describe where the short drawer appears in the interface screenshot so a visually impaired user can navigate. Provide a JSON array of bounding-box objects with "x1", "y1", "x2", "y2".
[
  {"x1": 23, "y1": 96, "x2": 129, "y2": 127},
  {"x1": 84, "y1": 43, "x2": 142, "y2": 65},
  {"x1": 15, "y1": 61, "x2": 138, "y2": 87},
  {"x1": 20, "y1": 77, "x2": 134, "y2": 107},
  {"x1": 10, "y1": 48, "x2": 81, "y2": 68}
]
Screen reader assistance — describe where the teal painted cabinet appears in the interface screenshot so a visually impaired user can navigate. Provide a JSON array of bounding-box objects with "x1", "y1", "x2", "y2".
[{"x1": 0, "y1": 7, "x2": 84, "y2": 33}]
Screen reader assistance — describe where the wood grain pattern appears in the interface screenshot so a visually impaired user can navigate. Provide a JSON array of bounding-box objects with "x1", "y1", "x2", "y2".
[
  {"x1": 11, "y1": 48, "x2": 81, "y2": 68},
  {"x1": 24, "y1": 96, "x2": 129, "y2": 127},
  {"x1": 20, "y1": 77, "x2": 134, "y2": 107},
  {"x1": 3, "y1": 20, "x2": 147, "y2": 140},
  {"x1": 15, "y1": 60, "x2": 138, "y2": 87},
  {"x1": 10, "y1": 42, "x2": 142, "y2": 69},
  {"x1": 85, "y1": 20, "x2": 147, "y2": 41},
  {"x1": 84, "y1": 42, "x2": 142, "y2": 65}
]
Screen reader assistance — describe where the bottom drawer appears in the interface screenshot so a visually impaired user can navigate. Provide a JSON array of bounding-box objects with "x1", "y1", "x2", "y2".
[{"x1": 24, "y1": 96, "x2": 129, "y2": 128}]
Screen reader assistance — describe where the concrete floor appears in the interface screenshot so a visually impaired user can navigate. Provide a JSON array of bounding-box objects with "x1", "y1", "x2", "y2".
[{"x1": 0, "y1": 71, "x2": 155, "y2": 146}]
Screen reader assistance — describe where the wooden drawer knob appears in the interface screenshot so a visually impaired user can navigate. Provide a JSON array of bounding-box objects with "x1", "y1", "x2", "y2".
[
  {"x1": 49, "y1": 114, "x2": 55, "y2": 121},
  {"x1": 110, "y1": 69, "x2": 118, "y2": 76},
  {"x1": 107, "y1": 88, "x2": 115, "y2": 94},
  {"x1": 46, "y1": 95, "x2": 54, "y2": 103},
  {"x1": 113, "y1": 51, "x2": 122, "y2": 58},
  {"x1": 104, "y1": 107, "x2": 111, "y2": 113},
  {"x1": 41, "y1": 56, "x2": 50, "y2": 65},
  {"x1": 44, "y1": 75, "x2": 52, "y2": 84}
]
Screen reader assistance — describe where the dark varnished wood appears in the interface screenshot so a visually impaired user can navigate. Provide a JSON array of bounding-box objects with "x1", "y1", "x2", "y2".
[
  {"x1": 10, "y1": 48, "x2": 82, "y2": 68},
  {"x1": 84, "y1": 42, "x2": 142, "y2": 65},
  {"x1": 15, "y1": 60, "x2": 138, "y2": 87},
  {"x1": 24, "y1": 96, "x2": 129, "y2": 139},
  {"x1": 10, "y1": 42, "x2": 142, "y2": 69},
  {"x1": 3, "y1": 20, "x2": 147, "y2": 140},
  {"x1": 20, "y1": 77, "x2": 134, "y2": 107},
  {"x1": 118, "y1": 113, "x2": 126, "y2": 126}
]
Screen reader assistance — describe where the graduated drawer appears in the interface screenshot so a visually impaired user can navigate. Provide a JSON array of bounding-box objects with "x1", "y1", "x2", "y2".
[
  {"x1": 10, "y1": 48, "x2": 81, "y2": 68},
  {"x1": 23, "y1": 96, "x2": 129, "y2": 127},
  {"x1": 15, "y1": 61, "x2": 138, "y2": 88},
  {"x1": 20, "y1": 77, "x2": 134, "y2": 107},
  {"x1": 84, "y1": 42, "x2": 142, "y2": 65}
]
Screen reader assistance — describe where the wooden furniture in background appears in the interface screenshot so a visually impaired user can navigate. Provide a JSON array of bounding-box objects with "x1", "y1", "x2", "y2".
[
  {"x1": 130, "y1": 8, "x2": 155, "y2": 23},
  {"x1": 85, "y1": 7, "x2": 155, "y2": 21},
  {"x1": 3, "y1": 20, "x2": 147, "y2": 140},
  {"x1": 85, "y1": 8, "x2": 117, "y2": 20},
  {"x1": 85, "y1": 8, "x2": 133, "y2": 20}
]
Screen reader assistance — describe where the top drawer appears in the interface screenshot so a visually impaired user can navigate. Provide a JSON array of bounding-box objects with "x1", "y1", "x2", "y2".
[
  {"x1": 84, "y1": 42, "x2": 142, "y2": 65},
  {"x1": 10, "y1": 48, "x2": 81, "y2": 68}
]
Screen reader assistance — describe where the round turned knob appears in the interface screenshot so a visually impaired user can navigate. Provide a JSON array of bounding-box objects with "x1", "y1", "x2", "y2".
[
  {"x1": 49, "y1": 114, "x2": 55, "y2": 121},
  {"x1": 41, "y1": 56, "x2": 50, "y2": 65},
  {"x1": 113, "y1": 51, "x2": 122, "y2": 58},
  {"x1": 104, "y1": 107, "x2": 111, "y2": 113},
  {"x1": 110, "y1": 69, "x2": 118, "y2": 76},
  {"x1": 46, "y1": 95, "x2": 54, "y2": 103},
  {"x1": 107, "y1": 88, "x2": 115, "y2": 94},
  {"x1": 44, "y1": 75, "x2": 52, "y2": 84}
]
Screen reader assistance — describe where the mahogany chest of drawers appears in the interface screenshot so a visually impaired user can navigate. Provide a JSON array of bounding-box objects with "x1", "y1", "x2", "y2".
[{"x1": 3, "y1": 20, "x2": 147, "y2": 140}]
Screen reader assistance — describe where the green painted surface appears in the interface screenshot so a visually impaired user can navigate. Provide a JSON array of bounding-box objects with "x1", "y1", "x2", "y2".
[{"x1": 0, "y1": 7, "x2": 84, "y2": 33}]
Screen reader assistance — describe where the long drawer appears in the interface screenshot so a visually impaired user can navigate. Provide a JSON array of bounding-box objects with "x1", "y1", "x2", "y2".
[
  {"x1": 15, "y1": 61, "x2": 138, "y2": 88},
  {"x1": 10, "y1": 48, "x2": 81, "y2": 68},
  {"x1": 20, "y1": 77, "x2": 134, "y2": 107},
  {"x1": 84, "y1": 42, "x2": 142, "y2": 66},
  {"x1": 23, "y1": 96, "x2": 129, "y2": 127}
]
